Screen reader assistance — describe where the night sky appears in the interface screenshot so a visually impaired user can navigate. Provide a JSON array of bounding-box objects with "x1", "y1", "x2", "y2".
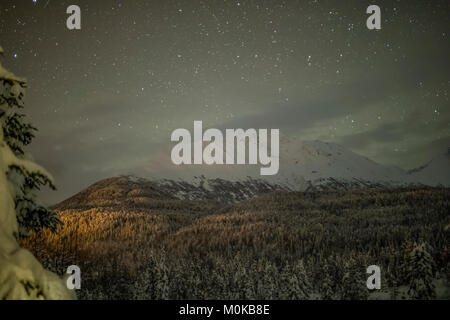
[{"x1": 0, "y1": 0, "x2": 449, "y2": 203}]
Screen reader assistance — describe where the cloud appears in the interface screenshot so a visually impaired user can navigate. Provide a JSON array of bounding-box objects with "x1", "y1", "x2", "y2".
[{"x1": 337, "y1": 123, "x2": 405, "y2": 150}]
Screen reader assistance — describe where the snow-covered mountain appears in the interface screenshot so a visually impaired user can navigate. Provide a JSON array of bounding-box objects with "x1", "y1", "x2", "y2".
[
  {"x1": 407, "y1": 148, "x2": 450, "y2": 186},
  {"x1": 274, "y1": 139, "x2": 408, "y2": 189},
  {"x1": 53, "y1": 175, "x2": 291, "y2": 210},
  {"x1": 55, "y1": 140, "x2": 449, "y2": 208}
]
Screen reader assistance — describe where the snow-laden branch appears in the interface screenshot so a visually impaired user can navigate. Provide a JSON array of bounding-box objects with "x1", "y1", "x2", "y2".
[
  {"x1": 0, "y1": 62, "x2": 26, "y2": 84},
  {"x1": 0, "y1": 45, "x2": 74, "y2": 299}
]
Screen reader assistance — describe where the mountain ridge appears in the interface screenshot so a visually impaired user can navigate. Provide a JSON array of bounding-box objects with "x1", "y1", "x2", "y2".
[{"x1": 53, "y1": 140, "x2": 450, "y2": 209}]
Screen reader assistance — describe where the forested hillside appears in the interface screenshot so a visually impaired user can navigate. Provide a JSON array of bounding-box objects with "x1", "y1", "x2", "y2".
[{"x1": 21, "y1": 187, "x2": 450, "y2": 299}]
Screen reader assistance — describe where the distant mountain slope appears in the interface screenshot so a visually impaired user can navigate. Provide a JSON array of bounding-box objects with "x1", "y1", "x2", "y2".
[
  {"x1": 53, "y1": 175, "x2": 290, "y2": 210},
  {"x1": 54, "y1": 140, "x2": 449, "y2": 208},
  {"x1": 407, "y1": 150, "x2": 450, "y2": 186},
  {"x1": 276, "y1": 140, "x2": 408, "y2": 188},
  {"x1": 53, "y1": 176, "x2": 177, "y2": 210}
]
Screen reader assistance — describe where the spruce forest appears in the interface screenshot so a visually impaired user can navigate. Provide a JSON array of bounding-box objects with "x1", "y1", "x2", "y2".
[{"x1": 21, "y1": 185, "x2": 450, "y2": 300}]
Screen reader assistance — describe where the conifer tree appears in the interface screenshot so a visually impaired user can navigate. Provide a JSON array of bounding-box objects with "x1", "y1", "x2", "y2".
[
  {"x1": 280, "y1": 261, "x2": 311, "y2": 299},
  {"x1": 243, "y1": 272, "x2": 255, "y2": 299},
  {"x1": 407, "y1": 243, "x2": 436, "y2": 299},
  {"x1": 292, "y1": 260, "x2": 312, "y2": 299},
  {"x1": 341, "y1": 258, "x2": 368, "y2": 300},
  {"x1": 0, "y1": 45, "x2": 74, "y2": 299},
  {"x1": 0, "y1": 46, "x2": 59, "y2": 237},
  {"x1": 155, "y1": 254, "x2": 170, "y2": 299},
  {"x1": 132, "y1": 260, "x2": 155, "y2": 299},
  {"x1": 262, "y1": 261, "x2": 276, "y2": 299},
  {"x1": 320, "y1": 262, "x2": 335, "y2": 299}
]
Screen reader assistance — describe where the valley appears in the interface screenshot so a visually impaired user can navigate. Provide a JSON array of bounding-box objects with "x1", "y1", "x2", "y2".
[{"x1": 21, "y1": 184, "x2": 450, "y2": 300}]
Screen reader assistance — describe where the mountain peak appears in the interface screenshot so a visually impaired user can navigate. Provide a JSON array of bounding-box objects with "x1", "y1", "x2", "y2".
[{"x1": 55, "y1": 141, "x2": 449, "y2": 209}]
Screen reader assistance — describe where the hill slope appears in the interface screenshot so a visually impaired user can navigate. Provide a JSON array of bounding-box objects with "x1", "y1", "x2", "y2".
[{"x1": 407, "y1": 150, "x2": 450, "y2": 186}]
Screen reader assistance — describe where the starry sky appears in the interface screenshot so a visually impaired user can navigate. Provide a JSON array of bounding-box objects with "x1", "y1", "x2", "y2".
[{"x1": 0, "y1": 0, "x2": 449, "y2": 203}]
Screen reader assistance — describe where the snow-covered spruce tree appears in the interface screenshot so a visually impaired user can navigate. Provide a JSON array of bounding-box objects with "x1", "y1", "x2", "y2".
[
  {"x1": 341, "y1": 258, "x2": 368, "y2": 300},
  {"x1": 279, "y1": 261, "x2": 311, "y2": 300},
  {"x1": 0, "y1": 49, "x2": 60, "y2": 237},
  {"x1": 153, "y1": 251, "x2": 170, "y2": 299},
  {"x1": 387, "y1": 271, "x2": 399, "y2": 300},
  {"x1": 407, "y1": 242, "x2": 436, "y2": 300},
  {"x1": 132, "y1": 262, "x2": 154, "y2": 300},
  {"x1": 292, "y1": 260, "x2": 312, "y2": 299},
  {"x1": 243, "y1": 270, "x2": 255, "y2": 299},
  {"x1": 262, "y1": 261, "x2": 276, "y2": 299},
  {"x1": 320, "y1": 262, "x2": 335, "y2": 300},
  {"x1": 0, "y1": 46, "x2": 74, "y2": 299}
]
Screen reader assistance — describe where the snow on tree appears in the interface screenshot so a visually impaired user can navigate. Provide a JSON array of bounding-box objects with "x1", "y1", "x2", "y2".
[
  {"x1": 292, "y1": 260, "x2": 312, "y2": 299},
  {"x1": 132, "y1": 264, "x2": 153, "y2": 300},
  {"x1": 279, "y1": 260, "x2": 311, "y2": 299},
  {"x1": 154, "y1": 255, "x2": 169, "y2": 299},
  {"x1": 320, "y1": 261, "x2": 335, "y2": 299},
  {"x1": 341, "y1": 258, "x2": 368, "y2": 300},
  {"x1": 0, "y1": 46, "x2": 75, "y2": 299},
  {"x1": 407, "y1": 242, "x2": 436, "y2": 300},
  {"x1": 0, "y1": 50, "x2": 59, "y2": 237},
  {"x1": 262, "y1": 261, "x2": 276, "y2": 299}
]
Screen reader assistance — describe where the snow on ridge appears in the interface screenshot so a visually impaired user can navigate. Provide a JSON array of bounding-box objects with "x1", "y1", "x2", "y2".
[
  {"x1": 121, "y1": 140, "x2": 449, "y2": 194},
  {"x1": 60, "y1": 141, "x2": 449, "y2": 208}
]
